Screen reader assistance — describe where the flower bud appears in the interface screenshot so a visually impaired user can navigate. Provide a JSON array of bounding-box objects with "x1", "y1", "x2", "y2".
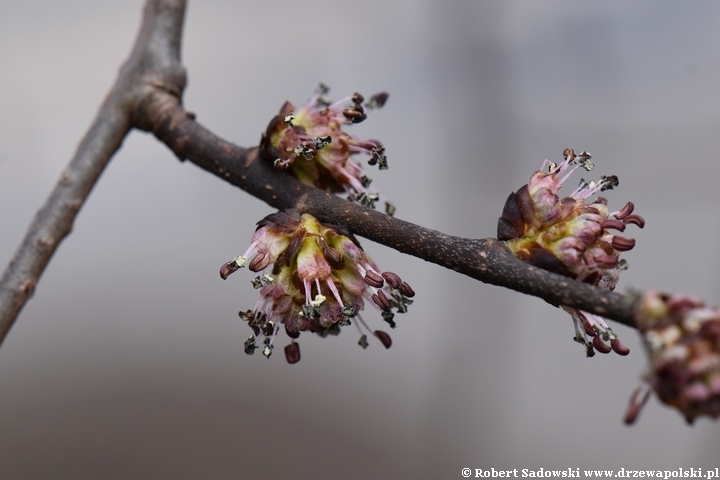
[
  {"x1": 626, "y1": 290, "x2": 720, "y2": 424},
  {"x1": 222, "y1": 210, "x2": 416, "y2": 363},
  {"x1": 260, "y1": 85, "x2": 395, "y2": 215},
  {"x1": 499, "y1": 150, "x2": 644, "y2": 356}
]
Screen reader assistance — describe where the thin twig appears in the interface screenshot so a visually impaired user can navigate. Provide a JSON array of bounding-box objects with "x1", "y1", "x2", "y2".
[
  {"x1": 0, "y1": 0, "x2": 638, "y2": 351},
  {"x1": 0, "y1": 0, "x2": 187, "y2": 346}
]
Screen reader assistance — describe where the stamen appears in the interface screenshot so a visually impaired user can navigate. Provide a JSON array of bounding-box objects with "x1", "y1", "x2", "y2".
[
  {"x1": 613, "y1": 202, "x2": 635, "y2": 220},
  {"x1": 624, "y1": 384, "x2": 652, "y2": 425},
  {"x1": 326, "y1": 279, "x2": 345, "y2": 306},
  {"x1": 381, "y1": 272, "x2": 402, "y2": 289},
  {"x1": 374, "y1": 330, "x2": 392, "y2": 349},
  {"x1": 284, "y1": 341, "x2": 301, "y2": 364},
  {"x1": 600, "y1": 219, "x2": 626, "y2": 232},
  {"x1": 592, "y1": 336, "x2": 612, "y2": 354},
  {"x1": 612, "y1": 236, "x2": 636, "y2": 252},
  {"x1": 622, "y1": 214, "x2": 645, "y2": 228},
  {"x1": 611, "y1": 338, "x2": 630, "y2": 355}
]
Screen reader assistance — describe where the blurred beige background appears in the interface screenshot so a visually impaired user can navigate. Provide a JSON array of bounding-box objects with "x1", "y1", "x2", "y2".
[{"x1": 2, "y1": 1, "x2": 720, "y2": 478}]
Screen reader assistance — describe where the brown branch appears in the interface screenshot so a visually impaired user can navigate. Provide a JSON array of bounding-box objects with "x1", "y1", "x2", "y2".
[
  {"x1": 138, "y1": 103, "x2": 636, "y2": 326},
  {"x1": 0, "y1": 0, "x2": 188, "y2": 346},
  {"x1": 0, "y1": 0, "x2": 637, "y2": 349}
]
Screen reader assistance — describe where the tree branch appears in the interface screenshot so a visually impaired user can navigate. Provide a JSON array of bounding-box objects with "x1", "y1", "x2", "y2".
[
  {"x1": 0, "y1": 0, "x2": 187, "y2": 346},
  {"x1": 0, "y1": 0, "x2": 637, "y2": 349},
  {"x1": 138, "y1": 103, "x2": 637, "y2": 327}
]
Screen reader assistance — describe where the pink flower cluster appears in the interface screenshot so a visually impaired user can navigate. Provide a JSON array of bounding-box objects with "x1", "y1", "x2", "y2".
[
  {"x1": 498, "y1": 149, "x2": 644, "y2": 356},
  {"x1": 625, "y1": 290, "x2": 720, "y2": 424},
  {"x1": 221, "y1": 211, "x2": 414, "y2": 364},
  {"x1": 260, "y1": 84, "x2": 394, "y2": 215}
]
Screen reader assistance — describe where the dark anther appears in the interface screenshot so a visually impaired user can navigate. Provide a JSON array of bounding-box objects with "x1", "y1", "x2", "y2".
[
  {"x1": 365, "y1": 92, "x2": 389, "y2": 109},
  {"x1": 386, "y1": 203, "x2": 396, "y2": 217},
  {"x1": 249, "y1": 252, "x2": 270, "y2": 272},
  {"x1": 317, "y1": 82, "x2": 330, "y2": 95},
  {"x1": 600, "y1": 175, "x2": 620, "y2": 191},
  {"x1": 592, "y1": 336, "x2": 612, "y2": 354},
  {"x1": 622, "y1": 214, "x2": 645, "y2": 228},
  {"x1": 381, "y1": 309, "x2": 396, "y2": 328},
  {"x1": 364, "y1": 270, "x2": 385, "y2": 288},
  {"x1": 614, "y1": 202, "x2": 635, "y2": 220},
  {"x1": 284, "y1": 342, "x2": 301, "y2": 364},
  {"x1": 374, "y1": 330, "x2": 392, "y2": 349},
  {"x1": 372, "y1": 291, "x2": 392, "y2": 310},
  {"x1": 244, "y1": 337, "x2": 257, "y2": 355},
  {"x1": 358, "y1": 335, "x2": 369, "y2": 349},
  {"x1": 600, "y1": 219, "x2": 626, "y2": 232},
  {"x1": 251, "y1": 276, "x2": 263, "y2": 289},
  {"x1": 343, "y1": 108, "x2": 367, "y2": 123},
  {"x1": 285, "y1": 325, "x2": 300, "y2": 339},
  {"x1": 612, "y1": 236, "x2": 636, "y2": 252},
  {"x1": 563, "y1": 148, "x2": 575, "y2": 161},
  {"x1": 624, "y1": 385, "x2": 651, "y2": 425},
  {"x1": 377, "y1": 155, "x2": 388, "y2": 170},
  {"x1": 314, "y1": 135, "x2": 332, "y2": 150},
  {"x1": 593, "y1": 254, "x2": 619, "y2": 269},
  {"x1": 360, "y1": 175, "x2": 372, "y2": 187},
  {"x1": 342, "y1": 304, "x2": 358, "y2": 318},
  {"x1": 262, "y1": 321, "x2": 275, "y2": 337},
  {"x1": 352, "y1": 92, "x2": 364, "y2": 104},
  {"x1": 220, "y1": 260, "x2": 240, "y2": 279},
  {"x1": 399, "y1": 282, "x2": 415, "y2": 298},
  {"x1": 381, "y1": 272, "x2": 402, "y2": 289},
  {"x1": 611, "y1": 338, "x2": 630, "y2": 356}
]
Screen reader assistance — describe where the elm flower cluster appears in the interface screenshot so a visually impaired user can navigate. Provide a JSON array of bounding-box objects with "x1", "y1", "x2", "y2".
[
  {"x1": 260, "y1": 84, "x2": 395, "y2": 215},
  {"x1": 497, "y1": 149, "x2": 644, "y2": 357},
  {"x1": 220, "y1": 210, "x2": 415, "y2": 364},
  {"x1": 624, "y1": 290, "x2": 720, "y2": 424}
]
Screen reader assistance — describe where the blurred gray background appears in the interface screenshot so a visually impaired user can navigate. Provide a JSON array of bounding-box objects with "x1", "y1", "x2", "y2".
[{"x1": 1, "y1": 1, "x2": 720, "y2": 478}]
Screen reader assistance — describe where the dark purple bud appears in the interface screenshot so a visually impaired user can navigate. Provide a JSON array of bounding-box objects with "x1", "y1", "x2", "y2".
[
  {"x1": 600, "y1": 219, "x2": 625, "y2": 232},
  {"x1": 284, "y1": 342, "x2": 301, "y2": 364},
  {"x1": 592, "y1": 336, "x2": 612, "y2": 354},
  {"x1": 622, "y1": 214, "x2": 646, "y2": 229},
  {"x1": 372, "y1": 291, "x2": 392, "y2": 310},
  {"x1": 497, "y1": 191, "x2": 528, "y2": 241},
  {"x1": 343, "y1": 108, "x2": 367, "y2": 123},
  {"x1": 399, "y1": 282, "x2": 415, "y2": 298},
  {"x1": 612, "y1": 236, "x2": 636, "y2": 252},
  {"x1": 614, "y1": 201, "x2": 635, "y2": 220},
  {"x1": 611, "y1": 338, "x2": 630, "y2": 356},
  {"x1": 220, "y1": 260, "x2": 240, "y2": 279},
  {"x1": 593, "y1": 254, "x2": 619, "y2": 269},
  {"x1": 374, "y1": 330, "x2": 392, "y2": 349},
  {"x1": 352, "y1": 92, "x2": 364, "y2": 104},
  {"x1": 364, "y1": 270, "x2": 385, "y2": 288},
  {"x1": 381, "y1": 271, "x2": 402, "y2": 289},
  {"x1": 249, "y1": 252, "x2": 271, "y2": 272}
]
